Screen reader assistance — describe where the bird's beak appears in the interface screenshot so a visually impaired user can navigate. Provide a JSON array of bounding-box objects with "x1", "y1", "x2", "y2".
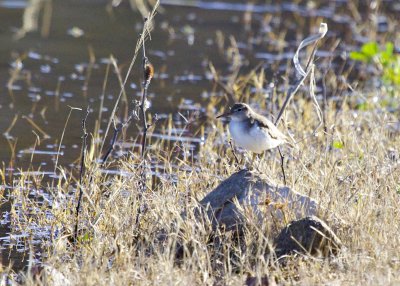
[{"x1": 216, "y1": 111, "x2": 232, "y2": 119}]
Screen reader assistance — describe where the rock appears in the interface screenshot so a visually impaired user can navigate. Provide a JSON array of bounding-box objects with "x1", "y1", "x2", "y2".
[
  {"x1": 245, "y1": 275, "x2": 274, "y2": 286},
  {"x1": 274, "y1": 216, "x2": 342, "y2": 257},
  {"x1": 29, "y1": 264, "x2": 72, "y2": 286},
  {"x1": 198, "y1": 169, "x2": 318, "y2": 231}
]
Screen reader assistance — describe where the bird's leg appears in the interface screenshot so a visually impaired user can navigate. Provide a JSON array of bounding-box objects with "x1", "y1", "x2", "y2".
[
  {"x1": 253, "y1": 153, "x2": 266, "y2": 172},
  {"x1": 240, "y1": 151, "x2": 251, "y2": 170},
  {"x1": 259, "y1": 151, "x2": 266, "y2": 170},
  {"x1": 249, "y1": 152, "x2": 263, "y2": 171}
]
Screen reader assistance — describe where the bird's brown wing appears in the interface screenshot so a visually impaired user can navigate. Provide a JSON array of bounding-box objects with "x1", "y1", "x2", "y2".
[{"x1": 252, "y1": 114, "x2": 287, "y2": 141}]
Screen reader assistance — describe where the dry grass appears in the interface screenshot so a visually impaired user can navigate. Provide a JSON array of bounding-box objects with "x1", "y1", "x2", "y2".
[
  {"x1": 3, "y1": 2, "x2": 400, "y2": 284},
  {"x1": 7, "y1": 78, "x2": 400, "y2": 285}
]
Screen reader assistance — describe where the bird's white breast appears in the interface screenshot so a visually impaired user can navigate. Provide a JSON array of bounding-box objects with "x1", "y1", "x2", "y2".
[{"x1": 229, "y1": 121, "x2": 283, "y2": 153}]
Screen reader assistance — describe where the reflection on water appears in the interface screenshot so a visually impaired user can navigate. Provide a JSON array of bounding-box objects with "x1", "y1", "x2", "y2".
[
  {"x1": 0, "y1": 1, "x2": 27, "y2": 9},
  {"x1": 0, "y1": 0, "x2": 398, "y2": 273}
]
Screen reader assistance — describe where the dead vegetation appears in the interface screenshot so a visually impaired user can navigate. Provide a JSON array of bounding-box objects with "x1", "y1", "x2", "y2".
[
  {"x1": 1, "y1": 1, "x2": 400, "y2": 285},
  {"x1": 11, "y1": 84, "x2": 400, "y2": 285}
]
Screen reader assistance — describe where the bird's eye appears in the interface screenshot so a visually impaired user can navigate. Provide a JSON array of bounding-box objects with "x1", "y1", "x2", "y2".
[{"x1": 237, "y1": 108, "x2": 242, "y2": 111}]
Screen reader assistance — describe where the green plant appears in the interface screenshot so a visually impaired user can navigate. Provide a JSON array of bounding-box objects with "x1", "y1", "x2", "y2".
[
  {"x1": 332, "y1": 140, "x2": 344, "y2": 149},
  {"x1": 350, "y1": 41, "x2": 400, "y2": 86}
]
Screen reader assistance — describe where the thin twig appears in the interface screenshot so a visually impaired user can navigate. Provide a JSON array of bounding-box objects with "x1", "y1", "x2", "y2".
[
  {"x1": 99, "y1": 56, "x2": 128, "y2": 154},
  {"x1": 40, "y1": 0, "x2": 52, "y2": 38},
  {"x1": 74, "y1": 106, "x2": 90, "y2": 246},
  {"x1": 274, "y1": 23, "x2": 328, "y2": 185},
  {"x1": 322, "y1": 66, "x2": 328, "y2": 133},
  {"x1": 22, "y1": 116, "x2": 51, "y2": 139},
  {"x1": 275, "y1": 70, "x2": 312, "y2": 126},
  {"x1": 275, "y1": 23, "x2": 328, "y2": 126},
  {"x1": 100, "y1": 1, "x2": 159, "y2": 155},
  {"x1": 54, "y1": 106, "x2": 82, "y2": 173},
  {"x1": 229, "y1": 139, "x2": 240, "y2": 166},
  {"x1": 139, "y1": 64, "x2": 149, "y2": 158},
  {"x1": 136, "y1": 17, "x2": 154, "y2": 228},
  {"x1": 98, "y1": 60, "x2": 111, "y2": 125},
  {"x1": 101, "y1": 112, "x2": 135, "y2": 165},
  {"x1": 278, "y1": 147, "x2": 287, "y2": 185},
  {"x1": 322, "y1": 39, "x2": 341, "y2": 134}
]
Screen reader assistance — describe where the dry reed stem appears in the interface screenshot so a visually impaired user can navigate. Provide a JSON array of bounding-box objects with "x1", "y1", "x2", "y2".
[
  {"x1": 73, "y1": 106, "x2": 90, "y2": 245},
  {"x1": 100, "y1": 1, "x2": 159, "y2": 155},
  {"x1": 54, "y1": 106, "x2": 82, "y2": 173}
]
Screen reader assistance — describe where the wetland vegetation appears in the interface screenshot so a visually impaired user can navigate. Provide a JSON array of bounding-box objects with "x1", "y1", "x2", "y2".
[{"x1": 0, "y1": 0, "x2": 399, "y2": 285}]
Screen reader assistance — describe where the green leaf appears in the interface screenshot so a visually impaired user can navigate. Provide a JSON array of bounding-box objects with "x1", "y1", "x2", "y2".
[
  {"x1": 361, "y1": 42, "x2": 379, "y2": 57},
  {"x1": 383, "y1": 61, "x2": 400, "y2": 85},
  {"x1": 379, "y1": 99, "x2": 390, "y2": 108},
  {"x1": 380, "y1": 42, "x2": 394, "y2": 65},
  {"x1": 349, "y1": 51, "x2": 369, "y2": 62},
  {"x1": 385, "y1": 42, "x2": 394, "y2": 56},
  {"x1": 356, "y1": 102, "x2": 369, "y2": 111},
  {"x1": 332, "y1": 140, "x2": 344, "y2": 149},
  {"x1": 80, "y1": 232, "x2": 92, "y2": 242},
  {"x1": 350, "y1": 41, "x2": 400, "y2": 87}
]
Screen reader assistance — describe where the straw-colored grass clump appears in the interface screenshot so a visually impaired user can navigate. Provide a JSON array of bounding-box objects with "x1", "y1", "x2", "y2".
[{"x1": 15, "y1": 80, "x2": 400, "y2": 285}]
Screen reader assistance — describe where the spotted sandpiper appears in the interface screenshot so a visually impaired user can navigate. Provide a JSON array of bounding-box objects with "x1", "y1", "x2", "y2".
[{"x1": 216, "y1": 102, "x2": 291, "y2": 154}]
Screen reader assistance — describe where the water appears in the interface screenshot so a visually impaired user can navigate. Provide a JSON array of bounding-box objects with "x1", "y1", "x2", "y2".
[{"x1": 0, "y1": 0, "x2": 398, "y2": 273}]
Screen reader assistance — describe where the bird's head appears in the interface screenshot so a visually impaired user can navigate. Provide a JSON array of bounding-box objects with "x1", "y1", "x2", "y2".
[{"x1": 216, "y1": 103, "x2": 251, "y2": 121}]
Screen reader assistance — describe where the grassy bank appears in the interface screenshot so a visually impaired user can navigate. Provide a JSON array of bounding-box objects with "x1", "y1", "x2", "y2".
[
  {"x1": 2, "y1": 2, "x2": 400, "y2": 285},
  {"x1": 9, "y1": 79, "x2": 400, "y2": 285}
]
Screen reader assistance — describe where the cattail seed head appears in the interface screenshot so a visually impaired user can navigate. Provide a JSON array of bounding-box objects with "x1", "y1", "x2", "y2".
[{"x1": 143, "y1": 59, "x2": 154, "y2": 84}]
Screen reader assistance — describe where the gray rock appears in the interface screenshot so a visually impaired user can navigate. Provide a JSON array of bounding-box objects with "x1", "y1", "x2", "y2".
[
  {"x1": 198, "y1": 169, "x2": 318, "y2": 231},
  {"x1": 274, "y1": 216, "x2": 342, "y2": 257},
  {"x1": 245, "y1": 275, "x2": 274, "y2": 286}
]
